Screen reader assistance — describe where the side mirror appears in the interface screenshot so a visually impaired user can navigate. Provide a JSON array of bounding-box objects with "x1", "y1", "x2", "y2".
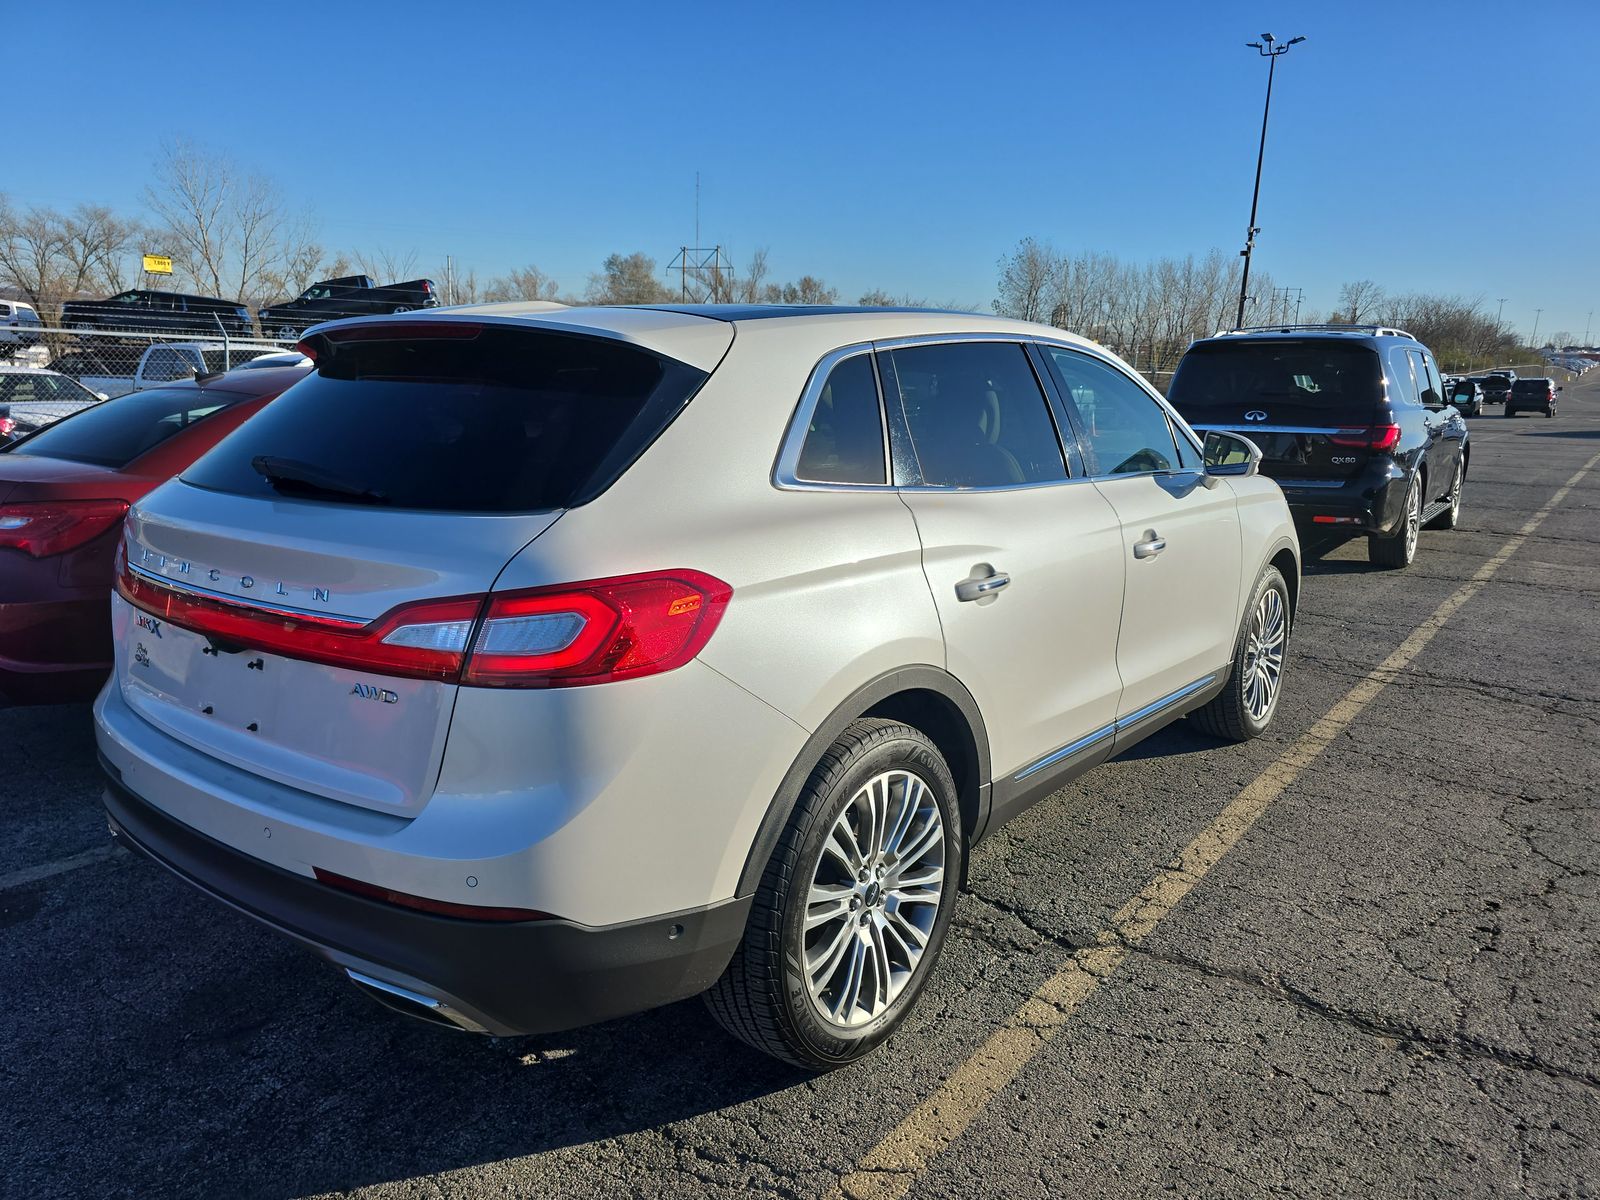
[
  {"x1": 1556, "y1": 385, "x2": 1564, "y2": 392},
  {"x1": 1202, "y1": 430, "x2": 1263, "y2": 483}
]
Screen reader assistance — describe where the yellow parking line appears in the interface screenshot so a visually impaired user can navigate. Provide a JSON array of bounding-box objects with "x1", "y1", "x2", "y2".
[{"x1": 830, "y1": 450, "x2": 1600, "y2": 1200}]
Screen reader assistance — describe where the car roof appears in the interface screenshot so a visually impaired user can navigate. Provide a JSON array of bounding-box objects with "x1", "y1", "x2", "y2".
[
  {"x1": 0, "y1": 365, "x2": 64, "y2": 376},
  {"x1": 307, "y1": 303, "x2": 1100, "y2": 373}
]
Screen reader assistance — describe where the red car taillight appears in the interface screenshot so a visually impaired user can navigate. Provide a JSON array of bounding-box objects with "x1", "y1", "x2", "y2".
[
  {"x1": 0, "y1": 499, "x2": 129, "y2": 557},
  {"x1": 0, "y1": 416, "x2": 14, "y2": 438},
  {"x1": 116, "y1": 554, "x2": 732, "y2": 688},
  {"x1": 1328, "y1": 422, "x2": 1401, "y2": 452}
]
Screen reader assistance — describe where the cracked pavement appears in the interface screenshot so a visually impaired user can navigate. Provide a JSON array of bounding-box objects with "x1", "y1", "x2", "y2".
[{"x1": 2, "y1": 376, "x2": 1597, "y2": 1198}]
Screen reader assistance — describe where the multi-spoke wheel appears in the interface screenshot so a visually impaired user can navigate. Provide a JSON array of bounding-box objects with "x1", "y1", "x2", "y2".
[
  {"x1": 804, "y1": 768, "x2": 945, "y2": 1028},
  {"x1": 1429, "y1": 459, "x2": 1464, "y2": 530},
  {"x1": 1369, "y1": 473, "x2": 1421, "y2": 568},
  {"x1": 705, "y1": 719, "x2": 962, "y2": 1069},
  {"x1": 1190, "y1": 563, "x2": 1292, "y2": 742}
]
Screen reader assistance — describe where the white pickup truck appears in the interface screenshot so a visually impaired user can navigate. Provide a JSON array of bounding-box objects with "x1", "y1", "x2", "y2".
[{"x1": 45, "y1": 341, "x2": 282, "y2": 399}]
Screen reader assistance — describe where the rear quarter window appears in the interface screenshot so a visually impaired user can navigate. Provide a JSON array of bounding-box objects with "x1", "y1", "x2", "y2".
[{"x1": 182, "y1": 325, "x2": 708, "y2": 512}]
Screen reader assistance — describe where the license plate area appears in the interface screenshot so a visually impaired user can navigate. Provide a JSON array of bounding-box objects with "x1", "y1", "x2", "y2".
[{"x1": 115, "y1": 598, "x2": 452, "y2": 814}]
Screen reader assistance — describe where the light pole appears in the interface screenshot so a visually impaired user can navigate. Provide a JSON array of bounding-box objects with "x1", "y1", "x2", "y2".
[
  {"x1": 1585, "y1": 310, "x2": 1592, "y2": 346},
  {"x1": 1235, "y1": 33, "x2": 1306, "y2": 330},
  {"x1": 1496, "y1": 297, "x2": 1508, "y2": 328},
  {"x1": 1531, "y1": 308, "x2": 1543, "y2": 350}
]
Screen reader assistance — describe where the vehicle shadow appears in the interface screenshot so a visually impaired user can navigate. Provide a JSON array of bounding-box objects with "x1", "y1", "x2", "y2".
[
  {"x1": 1525, "y1": 429, "x2": 1600, "y2": 439},
  {"x1": 1298, "y1": 535, "x2": 1375, "y2": 576},
  {"x1": 1110, "y1": 719, "x2": 1224, "y2": 762}
]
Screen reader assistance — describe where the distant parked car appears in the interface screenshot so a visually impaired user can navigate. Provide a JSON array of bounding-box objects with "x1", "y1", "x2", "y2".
[
  {"x1": 0, "y1": 300, "x2": 44, "y2": 359},
  {"x1": 60, "y1": 290, "x2": 253, "y2": 338},
  {"x1": 1447, "y1": 378, "x2": 1485, "y2": 416},
  {"x1": 257, "y1": 275, "x2": 441, "y2": 339},
  {"x1": 49, "y1": 341, "x2": 280, "y2": 399},
  {"x1": 0, "y1": 367, "x2": 107, "y2": 441},
  {"x1": 0, "y1": 361, "x2": 311, "y2": 704},
  {"x1": 1479, "y1": 373, "x2": 1515, "y2": 406},
  {"x1": 1505, "y1": 377, "x2": 1560, "y2": 418},
  {"x1": 1167, "y1": 324, "x2": 1469, "y2": 569}
]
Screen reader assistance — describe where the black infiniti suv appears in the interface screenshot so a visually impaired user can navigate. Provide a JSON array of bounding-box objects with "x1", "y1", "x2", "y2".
[{"x1": 1167, "y1": 326, "x2": 1470, "y2": 569}]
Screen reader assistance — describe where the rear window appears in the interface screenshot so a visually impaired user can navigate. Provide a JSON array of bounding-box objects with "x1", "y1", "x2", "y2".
[
  {"x1": 1168, "y1": 340, "x2": 1383, "y2": 422},
  {"x1": 6, "y1": 386, "x2": 242, "y2": 468},
  {"x1": 181, "y1": 325, "x2": 707, "y2": 512},
  {"x1": 1511, "y1": 379, "x2": 1550, "y2": 393}
]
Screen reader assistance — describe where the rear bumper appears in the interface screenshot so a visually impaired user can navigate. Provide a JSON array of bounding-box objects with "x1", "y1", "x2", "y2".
[
  {"x1": 1275, "y1": 463, "x2": 1409, "y2": 536},
  {"x1": 101, "y1": 761, "x2": 751, "y2": 1036}
]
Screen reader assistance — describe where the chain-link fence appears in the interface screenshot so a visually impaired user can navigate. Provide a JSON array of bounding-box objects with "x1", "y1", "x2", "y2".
[{"x1": 0, "y1": 322, "x2": 297, "y2": 441}]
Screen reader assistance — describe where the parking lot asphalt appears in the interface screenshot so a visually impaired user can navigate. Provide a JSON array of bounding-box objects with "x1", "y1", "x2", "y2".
[{"x1": 3, "y1": 380, "x2": 1597, "y2": 1200}]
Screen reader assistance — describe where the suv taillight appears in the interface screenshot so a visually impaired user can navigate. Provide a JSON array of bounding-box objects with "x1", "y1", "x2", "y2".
[
  {"x1": 0, "y1": 499, "x2": 129, "y2": 557},
  {"x1": 1328, "y1": 422, "x2": 1401, "y2": 452},
  {"x1": 116, "y1": 552, "x2": 732, "y2": 688}
]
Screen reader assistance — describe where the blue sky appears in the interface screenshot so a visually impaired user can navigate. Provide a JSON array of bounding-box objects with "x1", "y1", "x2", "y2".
[{"x1": 11, "y1": 0, "x2": 1598, "y2": 337}]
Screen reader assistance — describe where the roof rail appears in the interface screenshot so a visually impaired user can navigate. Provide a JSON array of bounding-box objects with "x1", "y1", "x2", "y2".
[{"x1": 1214, "y1": 324, "x2": 1418, "y2": 341}]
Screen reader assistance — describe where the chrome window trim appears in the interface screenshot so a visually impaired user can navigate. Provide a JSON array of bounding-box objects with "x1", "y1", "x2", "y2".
[
  {"x1": 772, "y1": 342, "x2": 892, "y2": 491},
  {"x1": 774, "y1": 329, "x2": 1205, "y2": 495},
  {"x1": 1190, "y1": 423, "x2": 1345, "y2": 435}
]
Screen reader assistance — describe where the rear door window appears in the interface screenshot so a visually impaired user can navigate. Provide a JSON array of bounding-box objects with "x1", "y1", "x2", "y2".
[
  {"x1": 7, "y1": 386, "x2": 240, "y2": 467},
  {"x1": 880, "y1": 341, "x2": 1066, "y2": 487},
  {"x1": 795, "y1": 353, "x2": 886, "y2": 484},
  {"x1": 182, "y1": 325, "x2": 707, "y2": 511}
]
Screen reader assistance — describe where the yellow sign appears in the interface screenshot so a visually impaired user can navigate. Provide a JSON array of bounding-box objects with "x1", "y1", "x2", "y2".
[{"x1": 142, "y1": 254, "x2": 173, "y2": 275}]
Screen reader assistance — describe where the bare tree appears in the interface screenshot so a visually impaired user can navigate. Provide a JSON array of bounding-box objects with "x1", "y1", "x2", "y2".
[
  {"x1": 0, "y1": 197, "x2": 68, "y2": 317},
  {"x1": 354, "y1": 246, "x2": 420, "y2": 284},
  {"x1": 1336, "y1": 279, "x2": 1386, "y2": 324},
  {"x1": 993, "y1": 237, "x2": 1059, "y2": 323},
  {"x1": 484, "y1": 264, "x2": 562, "y2": 303},
  {"x1": 586, "y1": 252, "x2": 672, "y2": 305}
]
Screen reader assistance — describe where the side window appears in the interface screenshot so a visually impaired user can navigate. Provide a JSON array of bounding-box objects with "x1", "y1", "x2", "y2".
[
  {"x1": 795, "y1": 353, "x2": 886, "y2": 484},
  {"x1": 1389, "y1": 349, "x2": 1421, "y2": 406},
  {"x1": 1420, "y1": 354, "x2": 1444, "y2": 407},
  {"x1": 144, "y1": 348, "x2": 190, "y2": 382},
  {"x1": 882, "y1": 342, "x2": 1066, "y2": 487},
  {"x1": 1044, "y1": 348, "x2": 1180, "y2": 476}
]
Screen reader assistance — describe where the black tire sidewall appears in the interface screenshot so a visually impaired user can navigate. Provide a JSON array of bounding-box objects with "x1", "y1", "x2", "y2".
[{"x1": 775, "y1": 731, "x2": 963, "y2": 1067}]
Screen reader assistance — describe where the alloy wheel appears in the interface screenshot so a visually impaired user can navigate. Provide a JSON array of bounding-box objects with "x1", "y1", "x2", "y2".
[
  {"x1": 1241, "y1": 587, "x2": 1287, "y2": 723},
  {"x1": 1403, "y1": 478, "x2": 1421, "y2": 562},
  {"x1": 1448, "y1": 463, "x2": 1463, "y2": 523},
  {"x1": 804, "y1": 769, "x2": 946, "y2": 1029}
]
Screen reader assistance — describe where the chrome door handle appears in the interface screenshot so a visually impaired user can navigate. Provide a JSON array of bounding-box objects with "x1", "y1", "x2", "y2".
[
  {"x1": 1132, "y1": 531, "x2": 1166, "y2": 559},
  {"x1": 955, "y1": 572, "x2": 1011, "y2": 602}
]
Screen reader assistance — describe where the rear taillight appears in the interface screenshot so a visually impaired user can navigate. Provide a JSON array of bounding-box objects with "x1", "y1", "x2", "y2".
[
  {"x1": 0, "y1": 499, "x2": 129, "y2": 557},
  {"x1": 0, "y1": 416, "x2": 14, "y2": 438},
  {"x1": 1329, "y1": 422, "x2": 1401, "y2": 452},
  {"x1": 116, "y1": 554, "x2": 731, "y2": 688}
]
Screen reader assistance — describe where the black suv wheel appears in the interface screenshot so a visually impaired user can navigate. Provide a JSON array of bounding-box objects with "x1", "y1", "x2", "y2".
[{"x1": 1370, "y1": 473, "x2": 1422, "y2": 568}]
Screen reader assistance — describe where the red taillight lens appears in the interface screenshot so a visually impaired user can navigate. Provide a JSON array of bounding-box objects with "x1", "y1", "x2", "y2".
[
  {"x1": 1328, "y1": 423, "x2": 1401, "y2": 452},
  {"x1": 462, "y1": 570, "x2": 733, "y2": 688},
  {"x1": 116, "y1": 554, "x2": 732, "y2": 688},
  {"x1": 0, "y1": 416, "x2": 14, "y2": 438},
  {"x1": 0, "y1": 499, "x2": 129, "y2": 557},
  {"x1": 312, "y1": 867, "x2": 552, "y2": 922}
]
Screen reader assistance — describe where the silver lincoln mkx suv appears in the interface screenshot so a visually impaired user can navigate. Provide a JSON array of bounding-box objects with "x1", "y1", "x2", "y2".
[{"x1": 97, "y1": 304, "x2": 1299, "y2": 1069}]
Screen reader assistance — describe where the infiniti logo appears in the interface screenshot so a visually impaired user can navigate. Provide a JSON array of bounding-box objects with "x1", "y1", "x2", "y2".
[{"x1": 1244, "y1": 410, "x2": 1269, "y2": 422}]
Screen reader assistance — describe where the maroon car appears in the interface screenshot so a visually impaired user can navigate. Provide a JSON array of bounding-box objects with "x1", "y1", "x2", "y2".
[{"x1": 0, "y1": 363, "x2": 310, "y2": 704}]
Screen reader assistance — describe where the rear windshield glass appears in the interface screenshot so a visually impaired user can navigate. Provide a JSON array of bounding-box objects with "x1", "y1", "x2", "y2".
[
  {"x1": 1511, "y1": 379, "x2": 1550, "y2": 392},
  {"x1": 181, "y1": 326, "x2": 707, "y2": 512},
  {"x1": 1168, "y1": 341, "x2": 1383, "y2": 421},
  {"x1": 6, "y1": 386, "x2": 242, "y2": 468}
]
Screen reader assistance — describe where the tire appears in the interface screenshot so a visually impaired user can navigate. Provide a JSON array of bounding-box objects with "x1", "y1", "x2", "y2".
[
  {"x1": 1189, "y1": 564, "x2": 1291, "y2": 742},
  {"x1": 1546, "y1": 406, "x2": 1555, "y2": 418},
  {"x1": 1369, "y1": 472, "x2": 1422, "y2": 569},
  {"x1": 704, "y1": 718, "x2": 963, "y2": 1070},
  {"x1": 392, "y1": 305, "x2": 413, "y2": 315},
  {"x1": 1429, "y1": 458, "x2": 1464, "y2": 530},
  {"x1": 1504, "y1": 405, "x2": 1517, "y2": 418}
]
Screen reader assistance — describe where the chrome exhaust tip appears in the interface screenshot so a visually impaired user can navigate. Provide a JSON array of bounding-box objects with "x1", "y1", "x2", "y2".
[{"x1": 345, "y1": 969, "x2": 490, "y2": 1034}]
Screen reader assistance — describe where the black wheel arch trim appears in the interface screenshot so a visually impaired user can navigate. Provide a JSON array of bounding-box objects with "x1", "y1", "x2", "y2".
[{"x1": 735, "y1": 665, "x2": 992, "y2": 897}]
